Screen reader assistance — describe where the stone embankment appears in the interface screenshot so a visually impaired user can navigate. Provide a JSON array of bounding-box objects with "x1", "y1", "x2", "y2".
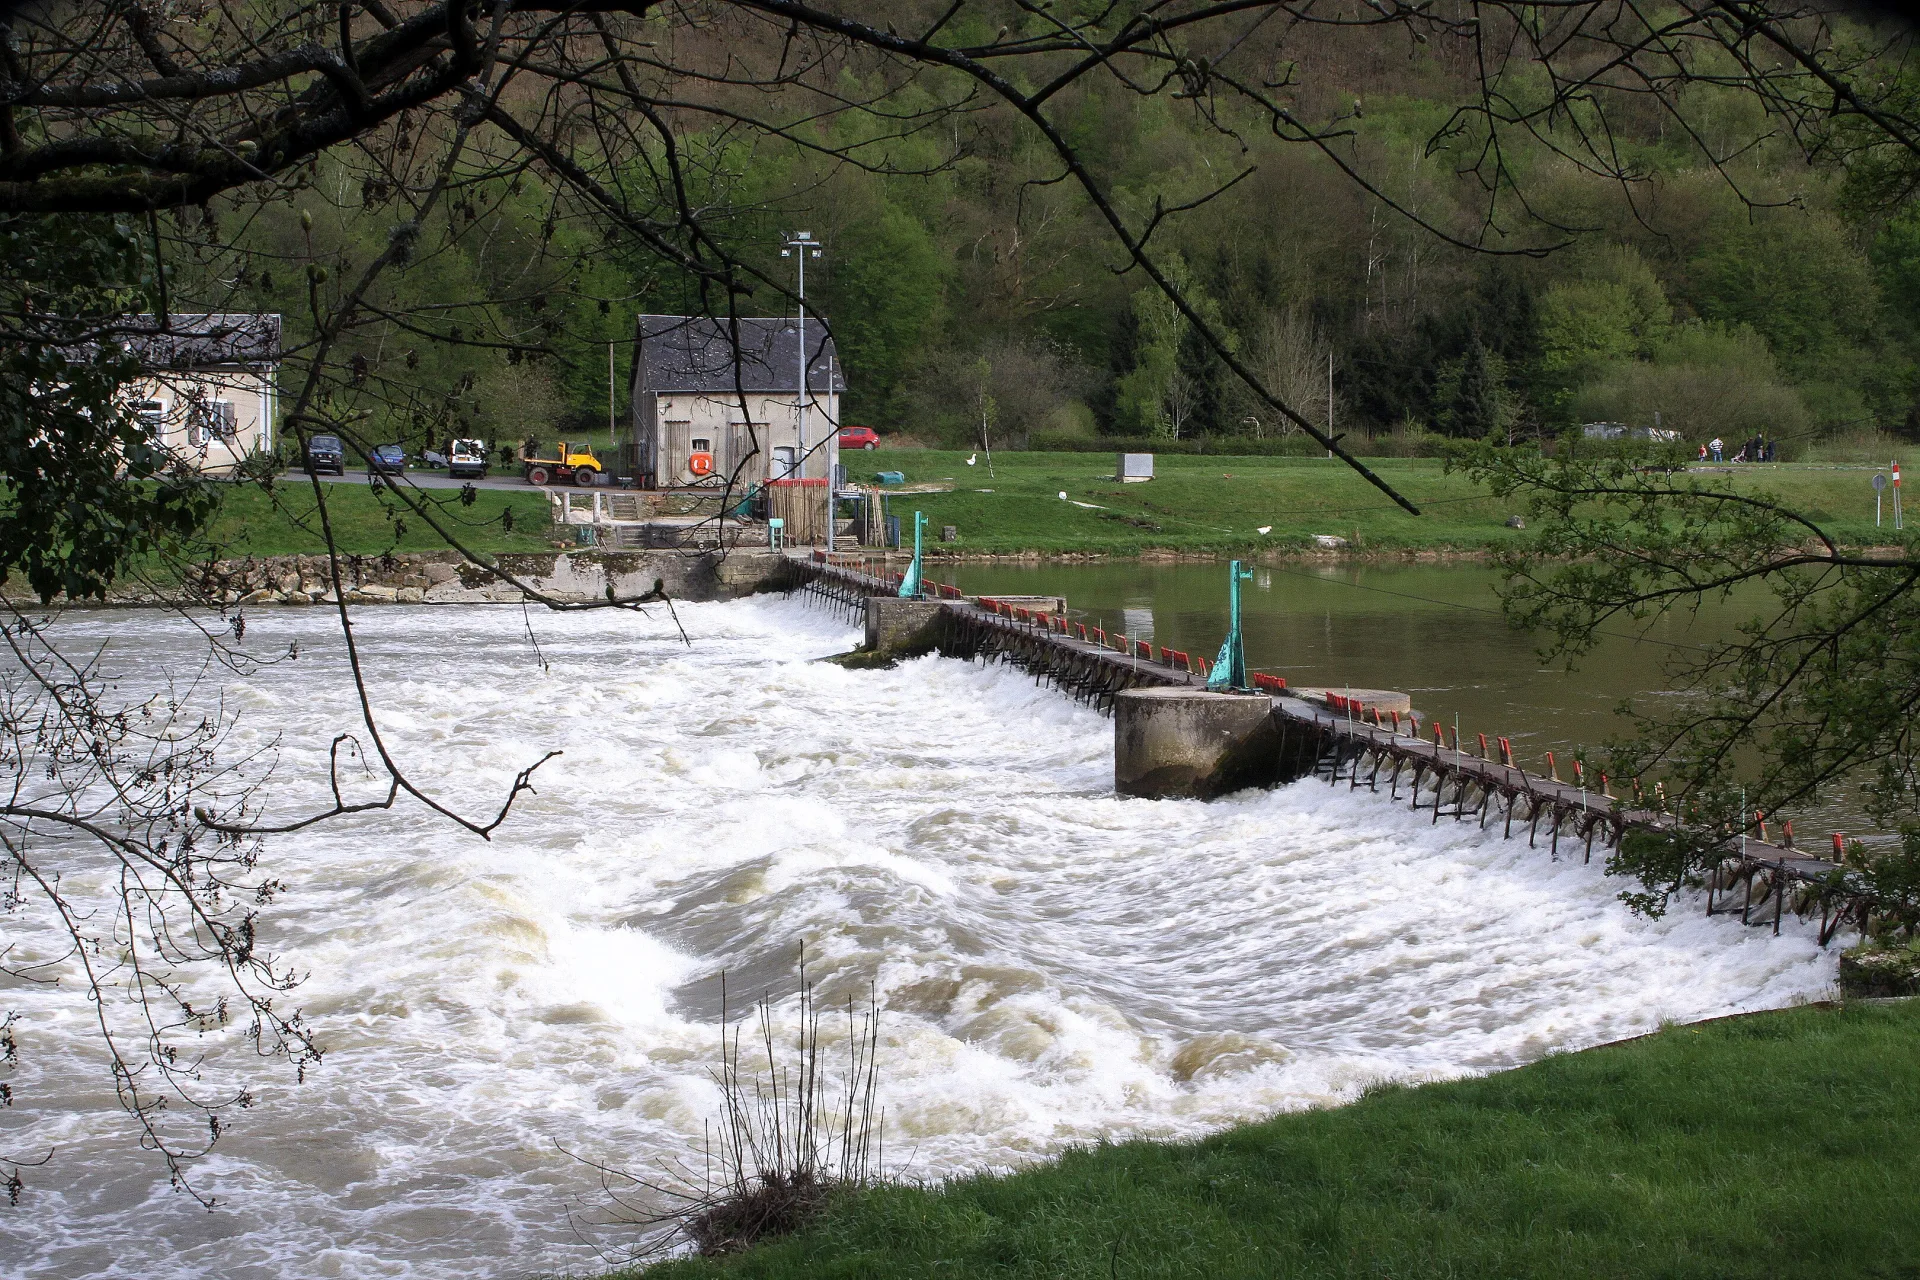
[{"x1": 13, "y1": 549, "x2": 796, "y2": 607}]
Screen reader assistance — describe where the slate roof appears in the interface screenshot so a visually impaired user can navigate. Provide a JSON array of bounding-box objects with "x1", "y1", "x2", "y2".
[
  {"x1": 123, "y1": 313, "x2": 282, "y2": 370},
  {"x1": 635, "y1": 314, "x2": 845, "y2": 394}
]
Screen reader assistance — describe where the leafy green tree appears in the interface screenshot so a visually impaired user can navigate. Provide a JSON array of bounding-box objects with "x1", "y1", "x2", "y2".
[
  {"x1": 1537, "y1": 248, "x2": 1671, "y2": 392},
  {"x1": 1455, "y1": 440, "x2": 1920, "y2": 916},
  {"x1": 1689, "y1": 209, "x2": 1881, "y2": 400},
  {"x1": 1571, "y1": 322, "x2": 1811, "y2": 445},
  {"x1": 1871, "y1": 203, "x2": 1920, "y2": 322},
  {"x1": 1114, "y1": 257, "x2": 1234, "y2": 438},
  {"x1": 0, "y1": 215, "x2": 216, "y2": 601},
  {"x1": 823, "y1": 202, "x2": 949, "y2": 423}
]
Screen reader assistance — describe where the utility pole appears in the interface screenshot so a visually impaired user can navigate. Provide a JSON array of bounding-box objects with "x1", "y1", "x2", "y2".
[{"x1": 1327, "y1": 351, "x2": 1334, "y2": 460}]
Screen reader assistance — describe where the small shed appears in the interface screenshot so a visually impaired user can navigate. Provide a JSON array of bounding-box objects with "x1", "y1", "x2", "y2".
[{"x1": 624, "y1": 314, "x2": 846, "y2": 490}]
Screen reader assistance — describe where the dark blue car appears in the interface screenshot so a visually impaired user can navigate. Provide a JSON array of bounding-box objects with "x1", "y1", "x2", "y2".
[
  {"x1": 304, "y1": 434, "x2": 345, "y2": 476},
  {"x1": 368, "y1": 443, "x2": 406, "y2": 474}
]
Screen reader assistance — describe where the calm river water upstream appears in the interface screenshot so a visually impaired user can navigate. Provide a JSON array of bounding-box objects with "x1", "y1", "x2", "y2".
[{"x1": 2, "y1": 583, "x2": 1839, "y2": 1279}]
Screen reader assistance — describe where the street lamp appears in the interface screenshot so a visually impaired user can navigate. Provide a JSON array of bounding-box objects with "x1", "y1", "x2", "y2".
[{"x1": 780, "y1": 231, "x2": 829, "y2": 549}]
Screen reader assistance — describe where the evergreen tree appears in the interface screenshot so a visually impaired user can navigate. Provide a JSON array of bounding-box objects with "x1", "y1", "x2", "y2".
[
  {"x1": 1094, "y1": 304, "x2": 1139, "y2": 432},
  {"x1": 1443, "y1": 336, "x2": 1498, "y2": 437},
  {"x1": 1176, "y1": 319, "x2": 1228, "y2": 436}
]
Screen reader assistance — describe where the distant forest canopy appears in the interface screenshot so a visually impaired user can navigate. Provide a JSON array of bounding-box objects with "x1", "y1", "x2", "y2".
[{"x1": 168, "y1": 1, "x2": 1920, "y2": 456}]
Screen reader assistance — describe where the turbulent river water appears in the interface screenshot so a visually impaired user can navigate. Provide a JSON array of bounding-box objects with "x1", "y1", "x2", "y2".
[{"x1": 3, "y1": 595, "x2": 1838, "y2": 1279}]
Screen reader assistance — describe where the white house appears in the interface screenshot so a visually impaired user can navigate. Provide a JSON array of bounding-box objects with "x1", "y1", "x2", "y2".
[
  {"x1": 624, "y1": 314, "x2": 844, "y2": 489},
  {"x1": 122, "y1": 314, "x2": 281, "y2": 473}
]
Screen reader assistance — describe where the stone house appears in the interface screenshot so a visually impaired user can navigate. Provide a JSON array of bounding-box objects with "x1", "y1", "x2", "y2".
[
  {"x1": 122, "y1": 313, "x2": 282, "y2": 473},
  {"x1": 624, "y1": 313, "x2": 844, "y2": 489}
]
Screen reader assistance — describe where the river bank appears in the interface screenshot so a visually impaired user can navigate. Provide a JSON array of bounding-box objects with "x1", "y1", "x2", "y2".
[
  {"x1": 0, "y1": 547, "x2": 798, "y2": 607},
  {"x1": 73, "y1": 453, "x2": 1912, "y2": 576},
  {"x1": 848, "y1": 450, "x2": 1907, "y2": 558},
  {"x1": 633, "y1": 998, "x2": 1920, "y2": 1280}
]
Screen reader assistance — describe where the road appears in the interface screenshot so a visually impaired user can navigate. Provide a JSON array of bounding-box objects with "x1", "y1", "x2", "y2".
[{"x1": 301, "y1": 468, "x2": 548, "y2": 492}]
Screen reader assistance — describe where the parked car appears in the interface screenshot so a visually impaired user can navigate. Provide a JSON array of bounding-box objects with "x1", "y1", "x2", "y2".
[
  {"x1": 305, "y1": 434, "x2": 346, "y2": 475},
  {"x1": 838, "y1": 425, "x2": 881, "y2": 451},
  {"x1": 446, "y1": 437, "x2": 489, "y2": 479},
  {"x1": 368, "y1": 443, "x2": 407, "y2": 474}
]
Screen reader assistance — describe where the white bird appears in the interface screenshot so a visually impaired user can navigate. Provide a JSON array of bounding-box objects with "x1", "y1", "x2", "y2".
[
  {"x1": 1257, "y1": 525, "x2": 1272, "y2": 535},
  {"x1": 966, "y1": 454, "x2": 977, "y2": 465}
]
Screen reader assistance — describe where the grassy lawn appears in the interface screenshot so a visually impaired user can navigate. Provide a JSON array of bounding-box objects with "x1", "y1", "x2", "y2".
[
  {"x1": 176, "y1": 455, "x2": 1911, "y2": 561},
  {"x1": 635, "y1": 1000, "x2": 1920, "y2": 1280},
  {"x1": 194, "y1": 475, "x2": 561, "y2": 558},
  {"x1": 854, "y1": 449, "x2": 1909, "y2": 556}
]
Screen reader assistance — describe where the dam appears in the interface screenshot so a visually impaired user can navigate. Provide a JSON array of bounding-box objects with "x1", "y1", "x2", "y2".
[{"x1": 797, "y1": 551, "x2": 1861, "y2": 947}]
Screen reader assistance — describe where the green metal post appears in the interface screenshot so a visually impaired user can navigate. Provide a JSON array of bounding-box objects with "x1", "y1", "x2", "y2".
[
  {"x1": 898, "y1": 510, "x2": 927, "y2": 598},
  {"x1": 1207, "y1": 560, "x2": 1254, "y2": 691}
]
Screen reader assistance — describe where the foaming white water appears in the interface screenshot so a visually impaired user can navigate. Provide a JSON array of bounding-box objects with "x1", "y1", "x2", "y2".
[{"x1": 2, "y1": 596, "x2": 1834, "y2": 1278}]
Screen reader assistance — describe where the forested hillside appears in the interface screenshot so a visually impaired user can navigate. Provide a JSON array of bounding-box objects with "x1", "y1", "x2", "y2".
[{"x1": 181, "y1": 2, "x2": 1920, "y2": 457}]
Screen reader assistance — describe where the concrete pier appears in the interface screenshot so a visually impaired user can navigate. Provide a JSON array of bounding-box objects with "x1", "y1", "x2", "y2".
[
  {"x1": 1291, "y1": 687, "x2": 1413, "y2": 717},
  {"x1": 1114, "y1": 687, "x2": 1283, "y2": 799},
  {"x1": 864, "y1": 597, "x2": 947, "y2": 656}
]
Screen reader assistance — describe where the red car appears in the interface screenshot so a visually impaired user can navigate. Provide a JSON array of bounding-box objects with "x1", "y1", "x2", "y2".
[{"x1": 838, "y1": 425, "x2": 881, "y2": 450}]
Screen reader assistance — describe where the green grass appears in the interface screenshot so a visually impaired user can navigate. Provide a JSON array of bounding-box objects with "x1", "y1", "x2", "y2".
[
  {"x1": 857, "y1": 449, "x2": 1913, "y2": 556},
  {"x1": 179, "y1": 454, "x2": 1914, "y2": 561},
  {"x1": 633, "y1": 1001, "x2": 1920, "y2": 1280},
  {"x1": 194, "y1": 475, "x2": 560, "y2": 558}
]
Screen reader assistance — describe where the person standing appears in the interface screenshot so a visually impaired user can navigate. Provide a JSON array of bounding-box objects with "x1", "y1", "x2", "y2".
[{"x1": 1709, "y1": 436, "x2": 1724, "y2": 462}]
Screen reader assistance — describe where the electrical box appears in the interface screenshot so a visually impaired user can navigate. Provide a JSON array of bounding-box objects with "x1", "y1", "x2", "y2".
[{"x1": 1118, "y1": 452, "x2": 1154, "y2": 482}]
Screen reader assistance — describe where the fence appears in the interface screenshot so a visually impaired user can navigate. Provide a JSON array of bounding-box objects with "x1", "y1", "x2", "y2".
[{"x1": 767, "y1": 478, "x2": 830, "y2": 545}]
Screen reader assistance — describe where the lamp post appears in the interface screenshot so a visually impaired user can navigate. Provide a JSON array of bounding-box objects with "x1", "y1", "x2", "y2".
[{"x1": 780, "y1": 230, "x2": 828, "y2": 548}]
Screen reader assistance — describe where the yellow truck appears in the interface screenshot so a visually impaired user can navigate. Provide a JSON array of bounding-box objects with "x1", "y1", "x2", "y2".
[{"x1": 520, "y1": 440, "x2": 603, "y2": 487}]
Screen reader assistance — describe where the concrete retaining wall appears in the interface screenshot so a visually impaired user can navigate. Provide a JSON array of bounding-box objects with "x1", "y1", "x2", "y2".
[{"x1": 10, "y1": 549, "x2": 796, "y2": 607}]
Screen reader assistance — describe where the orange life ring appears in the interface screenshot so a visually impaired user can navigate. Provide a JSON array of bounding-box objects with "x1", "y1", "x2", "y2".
[{"x1": 688, "y1": 451, "x2": 715, "y2": 477}]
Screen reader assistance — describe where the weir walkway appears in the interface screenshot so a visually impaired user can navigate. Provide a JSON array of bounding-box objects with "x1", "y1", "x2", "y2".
[{"x1": 792, "y1": 552, "x2": 1862, "y2": 946}]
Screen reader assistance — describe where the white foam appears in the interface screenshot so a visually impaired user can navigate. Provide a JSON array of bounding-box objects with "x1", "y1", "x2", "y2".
[{"x1": 0, "y1": 596, "x2": 1836, "y2": 1278}]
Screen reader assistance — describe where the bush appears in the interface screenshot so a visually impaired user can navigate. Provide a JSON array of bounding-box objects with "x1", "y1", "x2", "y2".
[
  {"x1": 1571, "y1": 322, "x2": 1813, "y2": 446},
  {"x1": 1800, "y1": 426, "x2": 1907, "y2": 465}
]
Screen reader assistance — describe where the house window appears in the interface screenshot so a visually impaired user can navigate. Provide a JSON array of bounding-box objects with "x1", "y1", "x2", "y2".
[
  {"x1": 135, "y1": 401, "x2": 164, "y2": 438},
  {"x1": 690, "y1": 437, "x2": 712, "y2": 454},
  {"x1": 188, "y1": 400, "x2": 238, "y2": 446}
]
